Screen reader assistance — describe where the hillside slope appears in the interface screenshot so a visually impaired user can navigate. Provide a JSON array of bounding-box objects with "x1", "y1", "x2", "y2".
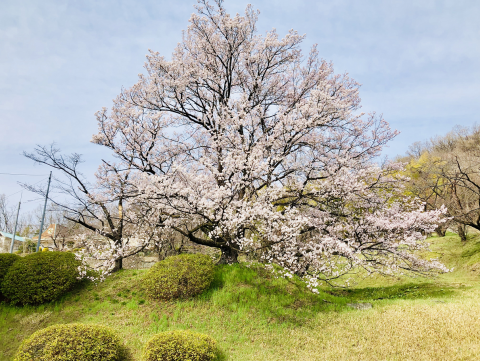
[{"x1": 1, "y1": 233, "x2": 480, "y2": 360}]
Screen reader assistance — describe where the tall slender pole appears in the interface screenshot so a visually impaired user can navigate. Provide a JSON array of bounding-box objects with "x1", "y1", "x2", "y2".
[
  {"x1": 36, "y1": 171, "x2": 52, "y2": 252},
  {"x1": 9, "y1": 195, "x2": 22, "y2": 253}
]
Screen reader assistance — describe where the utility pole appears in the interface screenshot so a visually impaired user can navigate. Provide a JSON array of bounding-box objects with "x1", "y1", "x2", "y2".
[
  {"x1": 9, "y1": 194, "x2": 22, "y2": 253},
  {"x1": 36, "y1": 171, "x2": 52, "y2": 252}
]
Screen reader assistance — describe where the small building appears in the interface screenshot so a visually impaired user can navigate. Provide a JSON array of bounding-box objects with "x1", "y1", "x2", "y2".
[
  {"x1": 39, "y1": 224, "x2": 77, "y2": 250},
  {"x1": 0, "y1": 231, "x2": 26, "y2": 253}
]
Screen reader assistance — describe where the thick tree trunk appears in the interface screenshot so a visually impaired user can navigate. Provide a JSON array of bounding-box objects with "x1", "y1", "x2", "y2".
[
  {"x1": 218, "y1": 245, "x2": 239, "y2": 264},
  {"x1": 457, "y1": 224, "x2": 467, "y2": 242},
  {"x1": 435, "y1": 225, "x2": 447, "y2": 237},
  {"x1": 112, "y1": 257, "x2": 123, "y2": 272}
]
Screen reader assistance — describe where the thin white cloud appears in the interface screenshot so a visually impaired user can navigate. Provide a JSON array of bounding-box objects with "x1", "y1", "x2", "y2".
[{"x1": 0, "y1": 0, "x2": 479, "y2": 200}]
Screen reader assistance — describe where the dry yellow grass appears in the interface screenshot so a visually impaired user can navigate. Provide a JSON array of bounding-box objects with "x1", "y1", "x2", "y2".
[
  {"x1": 185, "y1": 293, "x2": 480, "y2": 361},
  {"x1": 293, "y1": 299, "x2": 480, "y2": 360}
]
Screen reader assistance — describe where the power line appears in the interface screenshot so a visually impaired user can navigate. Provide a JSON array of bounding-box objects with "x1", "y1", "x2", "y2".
[
  {"x1": 5, "y1": 177, "x2": 49, "y2": 199},
  {"x1": 0, "y1": 172, "x2": 48, "y2": 176},
  {"x1": 24, "y1": 198, "x2": 44, "y2": 204}
]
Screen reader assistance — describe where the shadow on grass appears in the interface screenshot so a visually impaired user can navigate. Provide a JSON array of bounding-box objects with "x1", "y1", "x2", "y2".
[
  {"x1": 461, "y1": 239, "x2": 480, "y2": 258},
  {"x1": 197, "y1": 264, "x2": 465, "y2": 327},
  {"x1": 327, "y1": 282, "x2": 459, "y2": 302},
  {"x1": 215, "y1": 347, "x2": 228, "y2": 361},
  {"x1": 0, "y1": 277, "x2": 92, "y2": 310},
  {"x1": 197, "y1": 264, "x2": 359, "y2": 325}
]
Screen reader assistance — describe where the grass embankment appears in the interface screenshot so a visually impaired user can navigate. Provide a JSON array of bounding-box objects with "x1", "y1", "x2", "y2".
[{"x1": 1, "y1": 233, "x2": 480, "y2": 360}]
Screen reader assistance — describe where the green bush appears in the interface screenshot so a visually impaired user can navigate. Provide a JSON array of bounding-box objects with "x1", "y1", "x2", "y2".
[
  {"x1": 24, "y1": 239, "x2": 37, "y2": 253},
  {"x1": 0, "y1": 253, "x2": 20, "y2": 295},
  {"x1": 14, "y1": 323, "x2": 128, "y2": 361},
  {"x1": 143, "y1": 330, "x2": 217, "y2": 361},
  {"x1": 144, "y1": 254, "x2": 215, "y2": 300},
  {"x1": 1, "y1": 251, "x2": 80, "y2": 305}
]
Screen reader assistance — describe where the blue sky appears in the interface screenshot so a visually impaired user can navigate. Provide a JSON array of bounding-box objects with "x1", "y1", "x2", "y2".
[{"x1": 1, "y1": 0, "x2": 479, "y2": 209}]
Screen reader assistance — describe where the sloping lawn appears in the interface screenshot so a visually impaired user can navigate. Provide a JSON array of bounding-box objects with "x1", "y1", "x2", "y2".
[{"x1": 1, "y1": 233, "x2": 480, "y2": 360}]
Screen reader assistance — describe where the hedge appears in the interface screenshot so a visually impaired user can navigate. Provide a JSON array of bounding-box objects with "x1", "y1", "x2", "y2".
[
  {"x1": 144, "y1": 254, "x2": 215, "y2": 300},
  {"x1": 143, "y1": 330, "x2": 217, "y2": 361},
  {"x1": 14, "y1": 323, "x2": 128, "y2": 361},
  {"x1": 0, "y1": 253, "x2": 20, "y2": 297},
  {"x1": 1, "y1": 251, "x2": 80, "y2": 305}
]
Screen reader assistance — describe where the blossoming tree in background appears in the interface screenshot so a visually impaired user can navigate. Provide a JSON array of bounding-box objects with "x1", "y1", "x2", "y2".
[{"x1": 90, "y1": 0, "x2": 448, "y2": 288}]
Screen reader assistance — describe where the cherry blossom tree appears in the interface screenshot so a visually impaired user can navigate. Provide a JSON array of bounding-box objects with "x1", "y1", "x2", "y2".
[
  {"x1": 23, "y1": 144, "x2": 157, "y2": 272},
  {"x1": 92, "y1": 0, "x2": 448, "y2": 288}
]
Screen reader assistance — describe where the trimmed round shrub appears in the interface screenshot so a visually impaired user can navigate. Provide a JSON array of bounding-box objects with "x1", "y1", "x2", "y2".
[
  {"x1": 143, "y1": 330, "x2": 217, "y2": 361},
  {"x1": 1, "y1": 251, "x2": 80, "y2": 305},
  {"x1": 0, "y1": 253, "x2": 20, "y2": 292},
  {"x1": 14, "y1": 323, "x2": 127, "y2": 361},
  {"x1": 144, "y1": 254, "x2": 215, "y2": 300}
]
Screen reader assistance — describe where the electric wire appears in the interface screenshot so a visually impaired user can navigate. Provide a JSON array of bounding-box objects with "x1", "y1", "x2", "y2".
[
  {"x1": 5, "y1": 177, "x2": 49, "y2": 199},
  {"x1": 0, "y1": 172, "x2": 48, "y2": 176}
]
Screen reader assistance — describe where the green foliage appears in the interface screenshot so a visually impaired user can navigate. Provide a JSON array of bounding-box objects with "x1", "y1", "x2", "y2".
[
  {"x1": 24, "y1": 240, "x2": 37, "y2": 253},
  {"x1": 1, "y1": 251, "x2": 80, "y2": 305},
  {"x1": 143, "y1": 330, "x2": 217, "y2": 361},
  {"x1": 14, "y1": 323, "x2": 128, "y2": 361},
  {"x1": 0, "y1": 254, "x2": 20, "y2": 295},
  {"x1": 144, "y1": 254, "x2": 214, "y2": 300}
]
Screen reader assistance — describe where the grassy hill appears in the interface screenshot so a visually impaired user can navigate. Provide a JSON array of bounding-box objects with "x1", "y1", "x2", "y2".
[{"x1": 1, "y1": 233, "x2": 480, "y2": 360}]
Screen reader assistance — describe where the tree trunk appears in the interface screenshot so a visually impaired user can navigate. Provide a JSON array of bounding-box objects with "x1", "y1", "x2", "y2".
[
  {"x1": 112, "y1": 257, "x2": 123, "y2": 272},
  {"x1": 457, "y1": 224, "x2": 467, "y2": 242},
  {"x1": 435, "y1": 225, "x2": 447, "y2": 237},
  {"x1": 218, "y1": 245, "x2": 239, "y2": 264}
]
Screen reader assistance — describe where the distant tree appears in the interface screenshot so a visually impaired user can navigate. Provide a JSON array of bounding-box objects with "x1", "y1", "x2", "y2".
[
  {"x1": 399, "y1": 152, "x2": 450, "y2": 236},
  {"x1": 0, "y1": 194, "x2": 14, "y2": 232},
  {"x1": 435, "y1": 133, "x2": 480, "y2": 241},
  {"x1": 402, "y1": 125, "x2": 480, "y2": 241}
]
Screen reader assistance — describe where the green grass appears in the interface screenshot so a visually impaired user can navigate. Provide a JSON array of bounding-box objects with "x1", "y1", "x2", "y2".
[{"x1": 2, "y1": 233, "x2": 480, "y2": 360}]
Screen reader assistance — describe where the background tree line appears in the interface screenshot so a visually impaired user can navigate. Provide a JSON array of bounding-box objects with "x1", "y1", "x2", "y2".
[{"x1": 398, "y1": 124, "x2": 480, "y2": 241}]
